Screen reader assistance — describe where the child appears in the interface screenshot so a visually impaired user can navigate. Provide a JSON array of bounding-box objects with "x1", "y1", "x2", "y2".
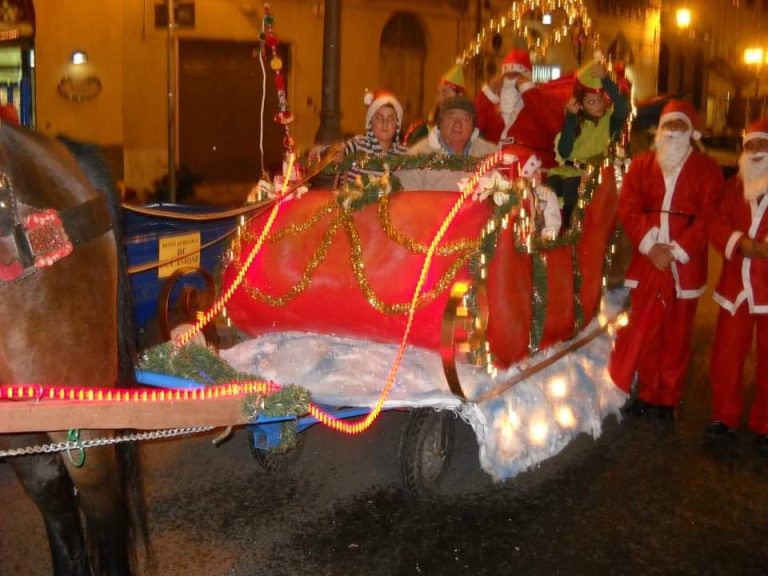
[{"x1": 548, "y1": 61, "x2": 629, "y2": 228}]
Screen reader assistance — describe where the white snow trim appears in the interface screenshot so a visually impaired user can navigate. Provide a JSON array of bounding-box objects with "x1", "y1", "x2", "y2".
[
  {"x1": 221, "y1": 291, "x2": 630, "y2": 482},
  {"x1": 482, "y1": 85, "x2": 500, "y2": 104},
  {"x1": 670, "y1": 241, "x2": 690, "y2": 264},
  {"x1": 638, "y1": 226, "x2": 660, "y2": 255},
  {"x1": 725, "y1": 231, "x2": 744, "y2": 261}
]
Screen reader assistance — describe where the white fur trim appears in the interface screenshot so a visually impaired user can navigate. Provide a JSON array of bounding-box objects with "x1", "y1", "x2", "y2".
[
  {"x1": 677, "y1": 286, "x2": 706, "y2": 299},
  {"x1": 638, "y1": 226, "x2": 660, "y2": 255},
  {"x1": 744, "y1": 131, "x2": 768, "y2": 144},
  {"x1": 501, "y1": 63, "x2": 531, "y2": 77},
  {"x1": 366, "y1": 96, "x2": 404, "y2": 129},
  {"x1": 517, "y1": 80, "x2": 535, "y2": 94},
  {"x1": 725, "y1": 231, "x2": 744, "y2": 260},
  {"x1": 482, "y1": 84, "x2": 500, "y2": 104},
  {"x1": 520, "y1": 154, "x2": 542, "y2": 178},
  {"x1": 670, "y1": 241, "x2": 690, "y2": 264},
  {"x1": 659, "y1": 111, "x2": 700, "y2": 140},
  {"x1": 713, "y1": 290, "x2": 747, "y2": 315}
]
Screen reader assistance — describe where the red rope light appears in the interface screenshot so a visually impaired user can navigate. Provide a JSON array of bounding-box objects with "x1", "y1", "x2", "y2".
[{"x1": 0, "y1": 380, "x2": 279, "y2": 403}]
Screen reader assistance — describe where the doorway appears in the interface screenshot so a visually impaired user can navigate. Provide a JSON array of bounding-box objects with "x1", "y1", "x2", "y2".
[
  {"x1": 178, "y1": 39, "x2": 289, "y2": 185},
  {"x1": 379, "y1": 12, "x2": 426, "y2": 131}
]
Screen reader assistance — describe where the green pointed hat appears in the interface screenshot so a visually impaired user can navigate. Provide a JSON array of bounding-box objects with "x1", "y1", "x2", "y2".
[
  {"x1": 576, "y1": 62, "x2": 603, "y2": 93},
  {"x1": 440, "y1": 62, "x2": 465, "y2": 94}
]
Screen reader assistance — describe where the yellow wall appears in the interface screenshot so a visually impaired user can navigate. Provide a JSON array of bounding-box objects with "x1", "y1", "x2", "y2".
[
  {"x1": 30, "y1": 0, "x2": 662, "y2": 194},
  {"x1": 35, "y1": 0, "x2": 124, "y2": 143}
]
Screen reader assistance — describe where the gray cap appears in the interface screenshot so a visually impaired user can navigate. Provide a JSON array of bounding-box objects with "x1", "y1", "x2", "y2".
[{"x1": 439, "y1": 95, "x2": 476, "y2": 122}]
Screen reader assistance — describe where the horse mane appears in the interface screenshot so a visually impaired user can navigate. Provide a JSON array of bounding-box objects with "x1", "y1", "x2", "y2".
[
  {"x1": 56, "y1": 134, "x2": 153, "y2": 573},
  {"x1": 57, "y1": 135, "x2": 138, "y2": 389}
]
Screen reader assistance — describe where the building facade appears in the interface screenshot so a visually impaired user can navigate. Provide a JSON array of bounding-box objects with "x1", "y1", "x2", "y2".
[{"x1": 7, "y1": 0, "x2": 741, "y2": 197}]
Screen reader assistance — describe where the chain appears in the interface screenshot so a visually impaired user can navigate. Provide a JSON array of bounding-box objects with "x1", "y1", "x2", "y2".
[{"x1": 0, "y1": 426, "x2": 215, "y2": 459}]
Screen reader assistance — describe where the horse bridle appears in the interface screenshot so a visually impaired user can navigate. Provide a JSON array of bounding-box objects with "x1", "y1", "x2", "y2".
[{"x1": 0, "y1": 170, "x2": 113, "y2": 283}]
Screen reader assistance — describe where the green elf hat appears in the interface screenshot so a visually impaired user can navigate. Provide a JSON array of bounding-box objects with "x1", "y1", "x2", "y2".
[
  {"x1": 440, "y1": 62, "x2": 466, "y2": 95},
  {"x1": 575, "y1": 62, "x2": 604, "y2": 94}
]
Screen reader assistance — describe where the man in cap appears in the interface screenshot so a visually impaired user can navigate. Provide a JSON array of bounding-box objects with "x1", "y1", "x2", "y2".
[
  {"x1": 408, "y1": 95, "x2": 495, "y2": 157},
  {"x1": 474, "y1": 48, "x2": 563, "y2": 167},
  {"x1": 705, "y1": 116, "x2": 768, "y2": 451},
  {"x1": 609, "y1": 99, "x2": 724, "y2": 421},
  {"x1": 401, "y1": 95, "x2": 496, "y2": 190},
  {"x1": 404, "y1": 62, "x2": 466, "y2": 146}
]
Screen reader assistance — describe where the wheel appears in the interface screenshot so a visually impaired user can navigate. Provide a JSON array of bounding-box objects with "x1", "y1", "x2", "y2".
[
  {"x1": 248, "y1": 430, "x2": 306, "y2": 473},
  {"x1": 157, "y1": 266, "x2": 218, "y2": 345},
  {"x1": 398, "y1": 408, "x2": 455, "y2": 492}
]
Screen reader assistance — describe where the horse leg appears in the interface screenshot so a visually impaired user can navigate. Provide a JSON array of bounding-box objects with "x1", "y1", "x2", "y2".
[
  {"x1": 2, "y1": 435, "x2": 91, "y2": 576},
  {"x1": 51, "y1": 430, "x2": 134, "y2": 576}
]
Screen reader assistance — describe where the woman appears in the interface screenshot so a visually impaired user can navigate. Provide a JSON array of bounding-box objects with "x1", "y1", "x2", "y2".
[{"x1": 548, "y1": 61, "x2": 629, "y2": 227}]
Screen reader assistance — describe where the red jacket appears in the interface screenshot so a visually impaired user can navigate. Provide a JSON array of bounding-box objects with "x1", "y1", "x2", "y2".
[
  {"x1": 474, "y1": 83, "x2": 562, "y2": 168},
  {"x1": 710, "y1": 176, "x2": 768, "y2": 314},
  {"x1": 619, "y1": 149, "x2": 724, "y2": 298}
]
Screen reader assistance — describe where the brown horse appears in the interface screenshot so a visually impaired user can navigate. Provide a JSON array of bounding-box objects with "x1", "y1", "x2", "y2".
[{"x1": 0, "y1": 122, "x2": 149, "y2": 575}]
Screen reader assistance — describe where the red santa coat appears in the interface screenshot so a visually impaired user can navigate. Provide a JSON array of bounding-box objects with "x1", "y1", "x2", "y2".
[
  {"x1": 710, "y1": 177, "x2": 768, "y2": 313},
  {"x1": 474, "y1": 82, "x2": 562, "y2": 168},
  {"x1": 619, "y1": 149, "x2": 723, "y2": 298}
]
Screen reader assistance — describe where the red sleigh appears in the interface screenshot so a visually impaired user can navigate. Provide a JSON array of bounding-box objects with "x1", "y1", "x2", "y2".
[{"x1": 222, "y1": 158, "x2": 619, "y2": 397}]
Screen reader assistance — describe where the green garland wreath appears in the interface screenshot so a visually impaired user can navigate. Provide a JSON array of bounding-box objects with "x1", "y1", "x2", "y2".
[{"x1": 139, "y1": 342, "x2": 311, "y2": 451}]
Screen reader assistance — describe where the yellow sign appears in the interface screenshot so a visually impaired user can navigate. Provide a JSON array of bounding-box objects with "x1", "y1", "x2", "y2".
[{"x1": 158, "y1": 232, "x2": 201, "y2": 278}]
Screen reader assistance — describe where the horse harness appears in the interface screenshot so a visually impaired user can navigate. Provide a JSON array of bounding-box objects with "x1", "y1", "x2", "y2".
[{"x1": 0, "y1": 171, "x2": 113, "y2": 283}]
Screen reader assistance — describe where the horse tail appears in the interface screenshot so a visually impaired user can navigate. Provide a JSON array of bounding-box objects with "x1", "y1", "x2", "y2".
[{"x1": 60, "y1": 136, "x2": 154, "y2": 572}]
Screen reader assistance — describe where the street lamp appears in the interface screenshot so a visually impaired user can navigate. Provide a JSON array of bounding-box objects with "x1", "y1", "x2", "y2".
[
  {"x1": 676, "y1": 8, "x2": 691, "y2": 30},
  {"x1": 744, "y1": 47, "x2": 765, "y2": 121}
]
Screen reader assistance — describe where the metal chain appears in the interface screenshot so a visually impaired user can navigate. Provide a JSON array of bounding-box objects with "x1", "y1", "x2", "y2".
[{"x1": 0, "y1": 426, "x2": 215, "y2": 459}]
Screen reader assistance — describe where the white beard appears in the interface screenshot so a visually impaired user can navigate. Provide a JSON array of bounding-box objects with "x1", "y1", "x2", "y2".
[
  {"x1": 654, "y1": 129, "x2": 692, "y2": 174},
  {"x1": 500, "y1": 78, "x2": 524, "y2": 130},
  {"x1": 739, "y1": 151, "x2": 768, "y2": 201}
]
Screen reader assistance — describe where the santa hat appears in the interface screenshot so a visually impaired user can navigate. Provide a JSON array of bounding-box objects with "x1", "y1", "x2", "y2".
[
  {"x1": 502, "y1": 145, "x2": 543, "y2": 178},
  {"x1": 575, "y1": 62, "x2": 603, "y2": 95},
  {"x1": 659, "y1": 99, "x2": 701, "y2": 140},
  {"x1": 440, "y1": 62, "x2": 465, "y2": 94},
  {"x1": 743, "y1": 116, "x2": 768, "y2": 144},
  {"x1": 364, "y1": 89, "x2": 404, "y2": 129},
  {"x1": 501, "y1": 49, "x2": 532, "y2": 77}
]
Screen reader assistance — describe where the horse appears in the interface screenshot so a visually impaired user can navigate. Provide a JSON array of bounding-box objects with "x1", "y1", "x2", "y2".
[{"x1": 0, "y1": 121, "x2": 150, "y2": 575}]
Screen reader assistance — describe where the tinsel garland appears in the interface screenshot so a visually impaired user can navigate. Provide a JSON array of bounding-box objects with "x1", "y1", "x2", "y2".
[
  {"x1": 316, "y1": 152, "x2": 483, "y2": 176},
  {"x1": 465, "y1": 147, "x2": 617, "y2": 368},
  {"x1": 139, "y1": 343, "x2": 311, "y2": 451},
  {"x1": 571, "y1": 244, "x2": 584, "y2": 334},
  {"x1": 529, "y1": 252, "x2": 549, "y2": 354},
  {"x1": 233, "y1": 198, "x2": 479, "y2": 314}
]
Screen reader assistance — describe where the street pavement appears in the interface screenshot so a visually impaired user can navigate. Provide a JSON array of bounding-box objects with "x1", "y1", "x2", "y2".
[{"x1": 1, "y1": 247, "x2": 767, "y2": 575}]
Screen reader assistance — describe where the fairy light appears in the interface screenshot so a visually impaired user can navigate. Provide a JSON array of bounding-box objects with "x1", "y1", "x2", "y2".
[
  {"x1": 547, "y1": 376, "x2": 568, "y2": 399},
  {"x1": 556, "y1": 405, "x2": 576, "y2": 428},
  {"x1": 0, "y1": 380, "x2": 278, "y2": 403},
  {"x1": 175, "y1": 154, "x2": 297, "y2": 347},
  {"x1": 458, "y1": 0, "x2": 593, "y2": 64},
  {"x1": 308, "y1": 152, "x2": 504, "y2": 434},
  {"x1": 529, "y1": 419, "x2": 549, "y2": 444}
]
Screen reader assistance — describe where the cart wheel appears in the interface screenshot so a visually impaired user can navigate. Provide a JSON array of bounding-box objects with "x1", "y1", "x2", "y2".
[
  {"x1": 398, "y1": 409, "x2": 455, "y2": 492},
  {"x1": 158, "y1": 266, "x2": 218, "y2": 345},
  {"x1": 248, "y1": 431, "x2": 306, "y2": 473}
]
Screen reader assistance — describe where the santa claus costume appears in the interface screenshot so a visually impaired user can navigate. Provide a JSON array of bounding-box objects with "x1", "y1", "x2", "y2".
[
  {"x1": 474, "y1": 49, "x2": 562, "y2": 168},
  {"x1": 707, "y1": 117, "x2": 768, "y2": 446},
  {"x1": 609, "y1": 99, "x2": 724, "y2": 418}
]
